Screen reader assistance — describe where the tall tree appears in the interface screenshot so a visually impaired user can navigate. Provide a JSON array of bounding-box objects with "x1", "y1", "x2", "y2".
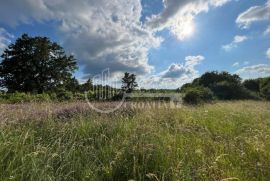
[
  {"x1": 121, "y1": 72, "x2": 138, "y2": 93},
  {"x1": 80, "y1": 78, "x2": 93, "y2": 92},
  {"x1": 64, "y1": 77, "x2": 80, "y2": 93},
  {"x1": 0, "y1": 34, "x2": 77, "y2": 93}
]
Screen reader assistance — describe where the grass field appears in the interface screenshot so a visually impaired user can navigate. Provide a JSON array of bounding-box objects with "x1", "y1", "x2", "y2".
[{"x1": 0, "y1": 101, "x2": 270, "y2": 180}]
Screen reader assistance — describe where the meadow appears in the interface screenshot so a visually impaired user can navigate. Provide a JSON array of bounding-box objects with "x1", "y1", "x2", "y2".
[{"x1": 0, "y1": 101, "x2": 270, "y2": 180}]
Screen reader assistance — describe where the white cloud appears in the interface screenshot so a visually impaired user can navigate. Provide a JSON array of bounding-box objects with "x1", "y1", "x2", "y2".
[
  {"x1": 140, "y1": 55, "x2": 204, "y2": 89},
  {"x1": 146, "y1": 0, "x2": 231, "y2": 40},
  {"x1": 232, "y1": 61, "x2": 249, "y2": 67},
  {"x1": 232, "y1": 62, "x2": 239, "y2": 67},
  {"x1": 236, "y1": 64, "x2": 270, "y2": 79},
  {"x1": 236, "y1": 0, "x2": 270, "y2": 29},
  {"x1": 0, "y1": 0, "x2": 163, "y2": 75},
  {"x1": 264, "y1": 26, "x2": 270, "y2": 35},
  {"x1": 162, "y1": 55, "x2": 204, "y2": 79},
  {"x1": 222, "y1": 35, "x2": 248, "y2": 51},
  {"x1": 233, "y1": 35, "x2": 248, "y2": 43},
  {"x1": 0, "y1": 0, "x2": 162, "y2": 74},
  {"x1": 267, "y1": 48, "x2": 270, "y2": 59},
  {"x1": 184, "y1": 55, "x2": 205, "y2": 67},
  {"x1": 0, "y1": 28, "x2": 14, "y2": 54},
  {"x1": 0, "y1": 0, "x2": 230, "y2": 79}
]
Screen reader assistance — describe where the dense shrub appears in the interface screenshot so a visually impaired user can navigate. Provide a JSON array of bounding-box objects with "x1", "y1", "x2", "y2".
[
  {"x1": 85, "y1": 91, "x2": 95, "y2": 101},
  {"x1": 260, "y1": 77, "x2": 270, "y2": 100},
  {"x1": 181, "y1": 71, "x2": 263, "y2": 101},
  {"x1": 182, "y1": 86, "x2": 214, "y2": 104},
  {"x1": 34, "y1": 93, "x2": 51, "y2": 102},
  {"x1": 194, "y1": 72, "x2": 243, "y2": 99},
  {"x1": 243, "y1": 79, "x2": 260, "y2": 92},
  {"x1": 5, "y1": 92, "x2": 32, "y2": 103},
  {"x1": 73, "y1": 92, "x2": 85, "y2": 100},
  {"x1": 180, "y1": 83, "x2": 194, "y2": 92},
  {"x1": 56, "y1": 90, "x2": 73, "y2": 101},
  {"x1": 196, "y1": 71, "x2": 242, "y2": 89},
  {"x1": 0, "y1": 92, "x2": 6, "y2": 102},
  {"x1": 0, "y1": 92, "x2": 52, "y2": 103},
  {"x1": 212, "y1": 81, "x2": 254, "y2": 100}
]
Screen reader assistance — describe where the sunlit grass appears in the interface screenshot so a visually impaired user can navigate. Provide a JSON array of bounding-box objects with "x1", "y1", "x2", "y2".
[{"x1": 0, "y1": 101, "x2": 270, "y2": 180}]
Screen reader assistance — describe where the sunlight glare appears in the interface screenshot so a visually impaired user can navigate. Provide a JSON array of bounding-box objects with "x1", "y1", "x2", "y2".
[{"x1": 171, "y1": 17, "x2": 195, "y2": 40}]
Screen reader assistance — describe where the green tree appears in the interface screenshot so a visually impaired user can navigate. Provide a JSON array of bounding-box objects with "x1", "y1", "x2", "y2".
[
  {"x1": 260, "y1": 77, "x2": 270, "y2": 100},
  {"x1": 64, "y1": 77, "x2": 80, "y2": 93},
  {"x1": 0, "y1": 34, "x2": 77, "y2": 93},
  {"x1": 181, "y1": 71, "x2": 257, "y2": 100},
  {"x1": 213, "y1": 81, "x2": 249, "y2": 100},
  {"x1": 121, "y1": 72, "x2": 138, "y2": 93},
  {"x1": 243, "y1": 79, "x2": 260, "y2": 93},
  {"x1": 196, "y1": 71, "x2": 247, "y2": 99},
  {"x1": 182, "y1": 85, "x2": 214, "y2": 104},
  {"x1": 80, "y1": 78, "x2": 93, "y2": 92},
  {"x1": 196, "y1": 71, "x2": 242, "y2": 88}
]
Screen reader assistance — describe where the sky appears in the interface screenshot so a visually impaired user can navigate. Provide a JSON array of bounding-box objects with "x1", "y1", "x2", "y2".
[{"x1": 0, "y1": 0, "x2": 270, "y2": 89}]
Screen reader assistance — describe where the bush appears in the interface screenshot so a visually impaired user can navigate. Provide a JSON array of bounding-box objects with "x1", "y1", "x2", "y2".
[
  {"x1": 73, "y1": 92, "x2": 85, "y2": 100},
  {"x1": 183, "y1": 86, "x2": 214, "y2": 105},
  {"x1": 181, "y1": 71, "x2": 264, "y2": 101},
  {"x1": 180, "y1": 83, "x2": 194, "y2": 93},
  {"x1": 85, "y1": 91, "x2": 95, "y2": 100},
  {"x1": 260, "y1": 78, "x2": 270, "y2": 100},
  {"x1": 33, "y1": 93, "x2": 52, "y2": 102},
  {"x1": 56, "y1": 89, "x2": 74, "y2": 101},
  {"x1": 214, "y1": 81, "x2": 260, "y2": 100},
  {"x1": 197, "y1": 71, "x2": 241, "y2": 89},
  {"x1": 6, "y1": 92, "x2": 32, "y2": 103},
  {"x1": 0, "y1": 92, "x2": 6, "y2": 102},
  {"x1": 212, "y1": 81, "x2": 242, "y2": 100},
  {"x1": 48, "y1": 92, "x2": 57, "y2": 100},
  {"x1": 243, "y1": 79, "x2": 260, "y2": 92},
  {"x1": 0, "y1": 92, "x2": 52, "y2": 103}
]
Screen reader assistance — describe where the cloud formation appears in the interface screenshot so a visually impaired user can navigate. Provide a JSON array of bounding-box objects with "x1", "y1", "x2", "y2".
[
  {"x1": 264, "y1": 26, "x2": 270, "y2": 35},
  {"x1": 0, "y1": 0, "x2": 163, "y2": 76},
  {"x1": 232, "y1": 61, "x2": 249, "y2": 67},
  {"x1": 236, "y1": 64, "x2": 270, "y2": 78},
  {"x1": 267, "y1": 48, "x2": 270, "y2": 59},
  {"x1": 236, "y1": 0, "x2": 270, "y2": 29},
  {"x1": 58, "y1": 0, "x2": 163, "y2": 75},
  {"x1": 232, "y1": 62, "x2": 239, "y2": 67},
  {"x1": 0, "y1": 0, "x2": 231, "y2": 82},
  {"x1": 162, "y1": 55, "x2": 204, "y2": 78},
  {"x1": 222, "y1": 35, "x2": 248, "y2": 51},
  {"x1": 140, "y1": 55, "x2": 204, "y2": 89},
  {"x1": 146, "y1": 0, "x2": 231, "y2": 40},
  {"x1": 0, "y1": 28, "x2": 14, "y2": 54}
]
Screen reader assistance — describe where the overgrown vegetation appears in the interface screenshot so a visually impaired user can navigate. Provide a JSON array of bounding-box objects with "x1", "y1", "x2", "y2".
[
  {"x1": 0, "y1": 33, "x2": 270, "y2": 181},
  {"x1": 1, "y1": 35, "x2": 270, "y2": 105},
  {"x1": 0, "y1": 101, "x2": 270, "y2": 180},
  {"x1": 182, "y1": 85, "x2": 214, "y2": 104},
  {"x1": 180, "y1": 71, "x2": 270, "y2": 104}
]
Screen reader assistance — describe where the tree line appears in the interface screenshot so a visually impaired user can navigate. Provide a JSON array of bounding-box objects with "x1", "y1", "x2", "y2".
[
  {"x1": 0, "y1": 34, "x2": 138, "y2": 101},
  {"x1": 180, "y1": 71, "x2": 270, "y2": 104},
  {"x1": 0, "y1": 34, "x2": 270, "y2": 103}
]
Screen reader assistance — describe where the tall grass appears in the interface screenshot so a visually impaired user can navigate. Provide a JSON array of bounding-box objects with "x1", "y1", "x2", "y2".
[{"x1": 0, "y1": 101, "x2": 270, "y2": 180}]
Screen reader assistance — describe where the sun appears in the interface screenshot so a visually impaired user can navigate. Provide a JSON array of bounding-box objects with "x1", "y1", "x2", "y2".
[
  {"x1": 181, "y1": 21, "x2": 194, "y2": 37},
  {"x1": 171, "y1": 17, "x2": 195, "y2": 40}
]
